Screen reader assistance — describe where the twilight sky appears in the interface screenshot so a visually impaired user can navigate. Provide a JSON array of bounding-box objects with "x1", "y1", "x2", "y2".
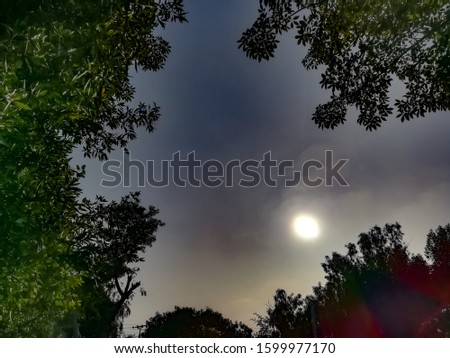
[{"x1": 77, "y1": 0, "x2": 450, "y2": 333}]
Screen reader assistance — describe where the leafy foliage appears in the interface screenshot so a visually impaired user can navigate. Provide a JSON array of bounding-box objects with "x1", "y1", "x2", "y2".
[
  {"x1": 71, "y1": 192, "x2": 164, "y2": 337},
  {"x1": 315, "y1": 223, "x2": 436, "y2": 337},
  {"x1": 423, "y1": 224, "x2": 450, "y2": 336},
  {"x1": 239, "y1": 0, "x2": 450, "y2": 130},
  {"x1": 142, "y1": 306, "x2": 253, "y2": 338},
  {"x1": 1, "y1": 0, "x2": 186, "y2": 160},
  {"x1": 256, "y1": 223, "x2": 450, "y2": 337},
  {"x1": 254, "y1": 289, "x2": 313, "y2": 337},
  {"x1": 0, "y1": 0, "x2": 185, "y2": 336}
]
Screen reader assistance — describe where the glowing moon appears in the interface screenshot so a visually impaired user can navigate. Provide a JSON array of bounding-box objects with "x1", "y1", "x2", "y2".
[{"x1": 293, "y1": 215, "x2": 320, "y2": 240}]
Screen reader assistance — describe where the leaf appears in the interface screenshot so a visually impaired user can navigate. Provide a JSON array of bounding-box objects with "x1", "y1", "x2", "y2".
[
  {"x1": 15, "y1": 218, "x2": 26, "y2": 226},
  {"x1": 13, "y1": 101, "x2": 31, "y2": 110}
]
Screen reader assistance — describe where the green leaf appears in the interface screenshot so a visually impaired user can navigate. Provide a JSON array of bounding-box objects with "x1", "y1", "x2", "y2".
[{"x1": 13, "y1": 101, "x2": 31, "y2": 110}]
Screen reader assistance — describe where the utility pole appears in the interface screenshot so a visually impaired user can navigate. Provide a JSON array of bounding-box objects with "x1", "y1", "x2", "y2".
[{"x1": 132, "y1": 325, "x2": 146, "y2": 338}]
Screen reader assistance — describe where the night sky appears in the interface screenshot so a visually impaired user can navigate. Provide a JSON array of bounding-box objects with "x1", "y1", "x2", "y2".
[{"x1": 77, "y1": 0, "x2": 450, "y2": 332}]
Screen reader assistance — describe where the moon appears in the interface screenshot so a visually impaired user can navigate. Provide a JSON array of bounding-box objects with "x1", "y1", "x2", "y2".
[{"x1": 293, "y1": 215, "x2": 320, "y2": 240}]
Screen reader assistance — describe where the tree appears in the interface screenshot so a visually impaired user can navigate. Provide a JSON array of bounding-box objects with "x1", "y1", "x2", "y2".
[
  {"x1": 0, "y1": 0, "x2": 186, "y2": 336},
  {"x1": 67, "y1": 192, "x2": 164, "y2": 337},
  {"x1": 422, "y1": 224, "x2": 450, "y2": 336},
  {"x1": 142, "y1": 306, "x2": 253, "y2": 338},
  {"x1": 425, "y1": 224, "x2": 450, "y2": 302},
  {"x1": 314, "y1": 223, "x2": 437, "y2": 337},
  {"x1": 1, "y1": 0, "x2": 186, "y2": 160},
  {"x1": 254, "y1": 289, "x2": 313, "y2": 337},
  {"x1": 261, "y1": 223, "x2": 450, "y2": 337},
  {"x1": 239, "y1": 0, "x2": 450, "y2": 130}
]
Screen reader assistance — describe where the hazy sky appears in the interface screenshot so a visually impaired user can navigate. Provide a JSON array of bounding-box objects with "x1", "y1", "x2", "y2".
[{"x1": 78, "y1": 1, "x2": 450, "y2": 333}]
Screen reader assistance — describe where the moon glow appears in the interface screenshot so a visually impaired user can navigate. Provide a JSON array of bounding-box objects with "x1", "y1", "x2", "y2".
[{"x1": 293, "y1": 215, "x2": 320, "y2": 240}]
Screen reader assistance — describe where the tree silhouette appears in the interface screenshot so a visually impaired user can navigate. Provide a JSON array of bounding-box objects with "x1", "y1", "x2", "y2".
[
  {"x1": 315, "y1": 223, "x2": 437, "y2": 337},
  {"x1": 254, "y1": 289, "x2": 313, "y2": 337},
  {"x1": 425, "y1": 224, "x2": 450, "y2": 302},
  {"x1": 422, "y1": 224, "x2": 450, "y2": 336},
  {"x1": 142, "y1": 306, "x2": 253, "y2": 338},
  {"x1": 67, "y1": 192, "x2": 164, "y2": 337},
  {"x1": 257, "y1": 223, "x2": 450, "y2": 337},
  {"x1": 239, "y1": 0, "x2": 450, "y2": 130}
]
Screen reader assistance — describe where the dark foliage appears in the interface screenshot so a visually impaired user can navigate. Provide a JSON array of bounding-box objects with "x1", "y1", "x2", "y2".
[
  {"x1": 69, "y1": 192, "x2": 164, "y2": 337},
  {"x1": 257, "y1": 223, "x2": 450, "y2": 337},
  {"x1": 0, "y1": 0, "x2": 185, "y2": 336},
  {"x1": 143, "y1": 306, "x2": 253, "y2": 338},
  {"x1": 254, "y1": 289, "x2": 314, "y2": 337},
  {"x1": 239, "y1": 0, "x2": 450, "y2": 130}
]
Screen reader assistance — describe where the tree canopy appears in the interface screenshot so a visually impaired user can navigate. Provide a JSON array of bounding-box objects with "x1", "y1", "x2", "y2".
[
  {"x1": 253, "y1": 289, "x2": 313, "y2": 337},
  {"x1": 69, "y1": 192, "x2": 164, "y2": 337},
  {"x1": 142, "y1": 306, "x2": 253, "y2": 338},
  {"x1": 239, "y1": 0, "x2": 450, "y2": 130},
  {"x1": 314, "y1": 223, "x2": 436, "y2": 337},
  {"x1": 256, "y1": 223, "x2": 450, "y2": 337},
  {"x1": 0, "y1": 0, "x2": 185, "y2": 336}
]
